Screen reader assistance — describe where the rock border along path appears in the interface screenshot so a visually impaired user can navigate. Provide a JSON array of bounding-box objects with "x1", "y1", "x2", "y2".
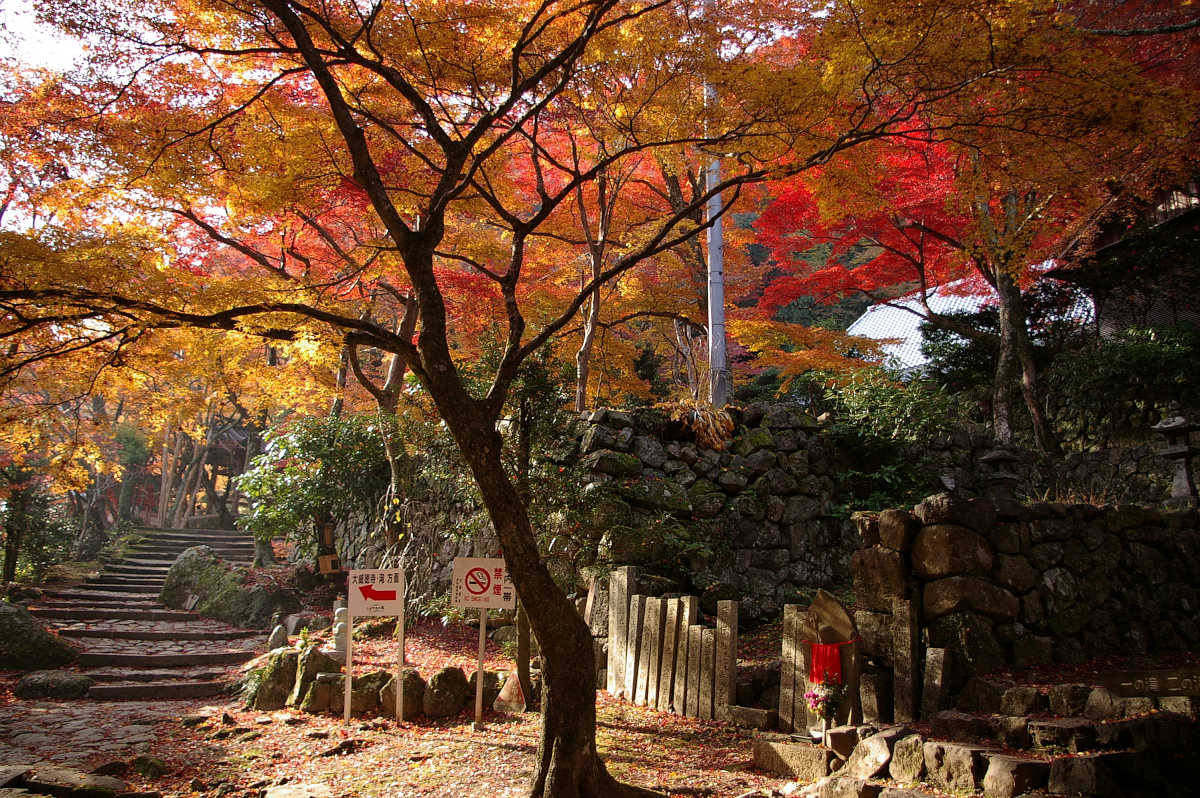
[{"x1": 24, "y1": 528, "x2": 263, "y2": 701}]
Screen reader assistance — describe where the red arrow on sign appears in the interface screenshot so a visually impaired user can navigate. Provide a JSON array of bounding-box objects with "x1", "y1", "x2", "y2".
[{"x1": 359, "y1": 584, "x2": 397, "y2": 601}]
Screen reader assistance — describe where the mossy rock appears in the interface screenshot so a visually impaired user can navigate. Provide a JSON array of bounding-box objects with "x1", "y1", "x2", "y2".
[
  {"x1": 0, "y1": 603, "x2": 78, "y2": 670},
  {"x1": 287, "y1": 646, "x2": 342, "y2": 708},
  {"x1": 242, "y1": 648, "x2": 299, "y2": 711},
  {"x1": 14, "y1": 670, "x2": 93, "y2": 699},
  {"x1": 380, "y1": 668, "x2": 427, "y2": 719},
  {"x1": 159, "y1": 545, "x2": 297, "y2": 628}
]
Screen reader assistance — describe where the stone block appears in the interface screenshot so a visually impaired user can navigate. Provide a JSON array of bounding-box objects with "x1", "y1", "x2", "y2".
[
  {"x1": 1048, "y1": 753, "x2": 1115, "y2": 796},
  {"x1": 1029, "y1": 718, "x2": 1096, "y2": 753},
  {"x1": 727, "y1": 705, "x2": 777, "y2": 730},
  {"x1": 931, "y1": 710, "x2": 994, "y2": 741},
  {"x1": 994, "y1": 716, "x2": 1031, "y2": 749},
  {"x1": 855, "y1": 611, "x2": 893, "y2": 665},
  {"x1": 914, "y1": 493, "x2": 997, "y2": 530},
  {"x1": 1013, "y1": 636, "x2": 1054, "y2": 669},
  {"x1": 982, "y1": 754, "x2": 1048, "y2": 798},
  {"x1": 928, "y1": 612, "x2": 1006, "y2": 678},
  {"x1": 889, "y1": 734, "x2": 925, "y2": 783},
  {"x1": 1049, "y1": 683, "x2": 1093, "y2": 716},
  {"x1": 823, "y1": 725, "x2": 859, "y2": 760},
  {"x1": 878, "y1": 509, "x2": 918, "y2": 552},
  {"x1": 819, "y1": 777, "x2": 882, "y2": 798},
  {"x1": 845, "y1": 726, "x2": 906, "y2": 779},
  {"x1": 921, "y1": 647, "x2": 950, "y2": 718},
  {"x1": 752, "y1": 736, "x2": 836, "y2": 780},
  {"x1": 912, "y1": 525, "x2": 995, "y2": 579},
  {"x1": 24, "y1": 766, "x2": 127, "y2": 798},
  {"x1": 1000, "y1": 686, "x2": 1047, "y2": 716},
  {"x1": 922, "y1": 742, "x2": 988, "y2": 793},
  {"x1": 860, "y1": 669, "x2": 893, "y2": 725},
  {"x1": 853, "y1": 512, "x2": 880, "y2": 547},
  {"x1": 957, "y1": 677, "x2": 1006, "y2": 713},
  {"x1": 891, "y1": 599, "x2": 919, "y2": 724},
  {"x1": 923, "y1": 577, "x2": 1018, "y2": 621},
  {"x1": 851, "y1": 547, "x2": 908, "y2": 612}
]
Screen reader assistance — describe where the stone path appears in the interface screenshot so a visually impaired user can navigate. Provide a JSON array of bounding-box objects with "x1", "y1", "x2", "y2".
[
  {"x1": 22, "y1": 528, "x2": 264, "y2": 701},
  {"x1": 2, "y1": 528, "x2": 272, "y2": 772}
]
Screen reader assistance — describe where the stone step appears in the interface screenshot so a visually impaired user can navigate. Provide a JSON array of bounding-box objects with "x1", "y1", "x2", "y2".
[
  {"x1": 42, "y1": 588, "x2": 161, "y2": 601},
  {"x1": 31, "y1": 599, "x2": 162, "y2": 611},
  {"x1": 29, "y1": 607, "x2": 197, "y2": 621},
  {"x1": 112, "y1": 557, "x2": 178, "y2": 568},
  {"x1": 85, "y1": 667, "x2": 228, "y2": 682},
  {"x1": 135, "y1": 527, "x2": 251, "y2": 539},
  {"x1": 59, "y1": 627, "x2": 259, "y2": 641},
  {"x1": 86, "y1": 577, "x2": 165, "y2": 587},
  {"x1": 126, "y1": 545, "x2": 253, "y2": 560},
  {"x1": 78, "y1": 650, "x2": 256, "y2": 667},
  {"x1": 87, "y1": 680, "x2": 230, "y2": 700},
  {"x1": 105, "y1": 564, "x2": 172, "y2": 575},
  {"x1": 73, "y1": 583, "x2": 162, "y2": 594}
]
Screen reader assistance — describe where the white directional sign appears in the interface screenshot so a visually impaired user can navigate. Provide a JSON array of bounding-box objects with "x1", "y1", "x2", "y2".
[
  {"x1": 451, "y1": 557, "x2": 515, "y2": 609},
  {"x1": 347, "y1": 568, "x2": 406, "y2": 617}
]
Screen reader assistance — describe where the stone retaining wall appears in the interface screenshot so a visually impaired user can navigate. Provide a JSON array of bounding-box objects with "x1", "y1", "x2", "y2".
[
  {"x1": 852, "y1": 494, "x2": 1200, "y2": 702},
  {"x1": 575, "y1": 406, "x2": 853, "y2": 620}
]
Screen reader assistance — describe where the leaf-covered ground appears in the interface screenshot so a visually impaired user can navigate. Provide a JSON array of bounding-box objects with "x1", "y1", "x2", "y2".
[{"x1": 1, "y1": 619, "x2": 775, "y2": 798}]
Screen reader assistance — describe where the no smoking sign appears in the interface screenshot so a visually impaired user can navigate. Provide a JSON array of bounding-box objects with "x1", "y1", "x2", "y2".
[{"x1": 451, "y1": 557, "x2": 515, "y2": 609}]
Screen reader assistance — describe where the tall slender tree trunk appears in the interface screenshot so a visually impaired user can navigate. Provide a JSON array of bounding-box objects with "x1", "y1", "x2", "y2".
[
  {"x1": 2, "y1": 485, "x2": 27, "y2": 584},
  {"x1": 446, "y1": 418, "x2": 658, "y2": 798},
  {"x1": 994, "y1": 269, "x2": 1060, "y2": 455}
]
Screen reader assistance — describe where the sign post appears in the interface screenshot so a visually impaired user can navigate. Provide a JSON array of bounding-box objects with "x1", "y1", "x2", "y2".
[
  {"x1": 345, "y1": 568, "x2": 406, "y2": 726},
  {"x1": 451, "y1": 557, "x2": 515, "y2": 729}
]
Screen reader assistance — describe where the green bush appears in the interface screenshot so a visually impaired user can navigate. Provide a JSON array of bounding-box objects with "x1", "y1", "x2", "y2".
[
  {"x1": 235, "y1": 415, "x2": 392, "y2": 554},
  {"x1": 824, "y1": 369, "x2": 966, "y2": 511},
  {"x1": 1046, "y1": 325, "x2": 1200, "y2": 448}
]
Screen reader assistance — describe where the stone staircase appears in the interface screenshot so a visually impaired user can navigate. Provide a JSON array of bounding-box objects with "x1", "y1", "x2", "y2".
[
  {"x1": 26, "y1": 528, "x2": 263, "y2": 701},
  {"x1": 754, "y1": 674, "x2": 1200, "y2": 798}
]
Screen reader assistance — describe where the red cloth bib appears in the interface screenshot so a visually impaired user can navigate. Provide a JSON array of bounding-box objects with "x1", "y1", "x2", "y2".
[{"x1": 805, "y1": 638, "x2": 858, "y2": 684}]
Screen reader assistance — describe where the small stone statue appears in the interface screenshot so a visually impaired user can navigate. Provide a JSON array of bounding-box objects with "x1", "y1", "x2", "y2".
[
  {"x1": 266, "y1": 624, "x2": 288, "y2": 651},
  {"x1": 324, "y1": 606, "x2": 350, "y2": 663}
]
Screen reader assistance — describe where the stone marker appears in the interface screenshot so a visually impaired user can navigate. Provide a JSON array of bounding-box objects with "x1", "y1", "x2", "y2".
[
  {"x1": 672, "y1": 597, "x2": 699, "y2": 714},
  {"x1": 892, "y1": 597, "x2": 919, "y2": 723},
  {"x1": 494, "y1": 670, "x2": 526, "y2": 713},
  {"x1": 637, "y1": 597, "x2": 664, "y2": 707},
  {"x1": 715, "y1": 600, "x2": 738, "y2": 721},
  {"x1": 686, "y1": 625, "x2": 703, "y2": 718},
  {"x1": 752, "y1": 734, "x2": 836, "y2": 780},
  {"x1": 799, "y1": 589, "x2": 862, "y2": 728},
  {"x1": 623, "y1": 594, "x2": 644, "y2": 702},
  {"x1": 779, "y1": 604, "x2": 801, "y2": 732},
  {"x1": 921, "y1": 648, "x2": 949, "y2": 719},
  {"x1": 606, "y1": 566, "x2": 638, "y2": 695},
  {"x1": 267, "y1": 624, "x2": 289, "y2": 651},
  {"x1": 656, "y1": 598, "x2": 681, "y2": 713},
  {"x1": 860, "y1": 669, "x2": 893, "y2": 724},
  {"x1": 699, "y1": 627, "x2": 716, "y2": 720}
]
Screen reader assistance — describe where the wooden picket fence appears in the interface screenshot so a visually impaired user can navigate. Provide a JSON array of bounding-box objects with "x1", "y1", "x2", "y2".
[{"x1": 604, "y1": 566, "x2": 738, "y2": 719}]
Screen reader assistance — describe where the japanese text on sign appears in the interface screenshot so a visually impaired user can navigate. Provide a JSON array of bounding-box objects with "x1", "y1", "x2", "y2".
[
  {"x1": 451, "y1": 557, "x2": 515, "y2": 609},
  {"x1": 347, "y1": 568, "x2": 406, "y2": 617}
]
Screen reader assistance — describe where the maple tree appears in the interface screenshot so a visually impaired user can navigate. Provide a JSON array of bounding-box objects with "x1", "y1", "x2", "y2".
[
  {"x1": 754, "y1": 6, "x2": 1199, "y2": 453},
  {"x1": 3, "y1": 0, "x2": 1171, "y2": 794}
]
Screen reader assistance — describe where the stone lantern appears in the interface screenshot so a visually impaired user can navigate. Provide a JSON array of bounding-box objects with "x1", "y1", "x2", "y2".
[
  {"x1": 1153, "y1": 416, "x2": 1198, "y2": 509},
  {"x1": 978, "y1": 448, "x2": 1021, "y2": 500}
]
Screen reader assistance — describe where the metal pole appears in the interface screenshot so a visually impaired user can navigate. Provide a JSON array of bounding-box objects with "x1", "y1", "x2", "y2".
[
  {"x1": 704, "y1": 0, "x2": 728, "y2": 407},
  {"x1": 473, "y1": 609, "x2": 488, "y2": 729},
  {"x1": 343, "y1": 613, "x2": 354, "y2": 726}
]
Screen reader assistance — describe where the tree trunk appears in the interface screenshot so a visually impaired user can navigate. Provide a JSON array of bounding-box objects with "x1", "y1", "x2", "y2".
[
  {"x1": 994, "y1": 270, "x2": 1061, "y2": 455},
  {"x1": 2, "y1": 487, "x2": 27, "y2": 584},
  {"x1": 445, "y1": 416, "x2": 659, "y2": 798},
  {"x1": 575, "y1": 291, "x2": 600, "y2": 413}
]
